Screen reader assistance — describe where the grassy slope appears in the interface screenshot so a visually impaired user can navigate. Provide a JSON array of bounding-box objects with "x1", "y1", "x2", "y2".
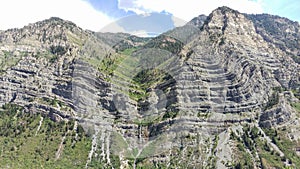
[{"x1": 0, "y1": 104, "x2": 93, "y2": 169}]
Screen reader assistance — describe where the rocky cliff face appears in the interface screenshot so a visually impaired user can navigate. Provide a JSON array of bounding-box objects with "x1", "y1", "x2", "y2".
[{"x1": 0, "y1": 6, "x2": 300, "y2": 169}]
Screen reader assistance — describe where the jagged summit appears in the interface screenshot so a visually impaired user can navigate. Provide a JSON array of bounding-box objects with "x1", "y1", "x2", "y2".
[
  {"x1": 216, "y1": 6, "x2": 239, "y2": 13},
  {"x1": 188, "y1": 14, "x2": 207, "y2": 28},
  {"x1": 203, "y1": 6, "x2": 245, "y2": 29},
  {"x1": 34, "y1": 17, "x2": 79, "y2": 28},
  {"x1": 0, "y1": 16, "x2": 87, "y2": 46},
  {"x1": 205, "y1": 6, "x2": 240, "y2": 21},
  {"x1": 48, "y1": 16, "x2": 68, "y2": 22},
  {"x1": 1, "y1": 17, "x2": 79, "y2": 34}
]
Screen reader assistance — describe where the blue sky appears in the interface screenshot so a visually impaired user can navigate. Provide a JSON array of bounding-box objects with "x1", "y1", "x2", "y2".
[
  {"x1": 261, "y1": 0, "x2": 300, "y2": 22},
  {"x1": 85, "y1": 0, "x2": 135, "y2": 18},
  {"x1": 85, "y1": 0, "x2": 300, "y2": 23},
  {"x1": 0, "y1": 0, "x2": 299, "y2": 33}
]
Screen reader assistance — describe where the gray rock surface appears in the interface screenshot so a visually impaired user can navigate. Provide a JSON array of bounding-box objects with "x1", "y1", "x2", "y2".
[{"x1": 0, "y1": 6, "x2": 300, "y2": 168}]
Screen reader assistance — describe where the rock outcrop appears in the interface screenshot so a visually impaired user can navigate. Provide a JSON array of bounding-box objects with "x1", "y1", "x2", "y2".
[{"x1": 0, "y1": 6, "x2": 300, "y2": 169}]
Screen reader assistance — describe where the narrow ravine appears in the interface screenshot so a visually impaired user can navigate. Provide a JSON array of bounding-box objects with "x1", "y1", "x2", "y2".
[
  {"x1": 255, "y1": 124, "x2": 284, "y2": 157},
  {"x1": 106, "y1": 131, "x2": 111, "y2": 165},
  {"x1": 133, "y1": 138, "x2": 153, "y2": 169},
  {"x1": 85, "y1": 126, "x2": 99, "y2": 168},
  {"x1": 35, "y1": 116, "x2": 44, "y2": 136},
  {"x1": 55, "y1": 134, "x2": 67, "y2": 160}
]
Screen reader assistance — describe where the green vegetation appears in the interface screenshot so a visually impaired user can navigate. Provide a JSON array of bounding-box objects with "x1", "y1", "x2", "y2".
[
  {"x1": 50, "y1": 45, "x2": 67, "y2": 56},
  {"x1": 143, "y1": 35, "x2": 184, "y2": 54},
  {"x1": 264, "y1": 90, "x2": 279, "y2": 110},
  {"x1": 263, "y1": 128, "x2": 300, "y2": 168},
  {"x1": 291, "y1": 102, "x2": 300, "y2": 113},
  {"x1": 197, "y1": 111, "x2": 210, "y2": 118},
  {"x1": 67, "y1": 32, "x2": 85, "y2": 47},
  {"x1": 120, "y1": 47, "x2": 137, "y2": 56},
  {"x1": 133, "y1": 69, "x2": 164, "y2": 91},
  {"x1": 292, "y1": 89, "x2": 300, "y2": 100},
  {"x1": 110, "y1": 131, "x2": 129, "y2": 155},
  {"x1": 128, "y1": 134, "x2": 200, "y2": 169},
  {"x1": 207, "y1": 135, "x2": 219, "y2": 169},
  {"x1": 131, "y1": 68, "x2": 178, "y2": 120},
  {"x1": 110, "y1": 155, "x2": 121, "y2": 169},
  {"x1": 231, "y1": 125, "x2": 281, "y2": 168},
  {"x1": 233, "y1": 142, "x2": 254, "y2": 169},
  {"x1": 255, "y1": 131, "x2": 284, "y2": 168},
  {"x1": 162, "y1": 111, "x2": 178, "y2": 120},
  {"x1": 31, "y1": 97, "x2": 69, "y2": 112},
  {"x1": 99, "y1": 53, "x2": 125, "y2": 77},
  {"x1": 0, "y1": 50, "x2": 24, "y2": 73},
  {"x1": 138, "y1": 135, "x2": 168, "y2": 161},
  {"x1": 39, "y1": 97, "x2": 63, "y2": 107},
  {"x1": 231, "y1": 124, "x2": 300, "y2": 169},
  {"x1": 231, "y1": 126, "x2": 256, "y2": 168},
  {"x1": 48, "y1": 45, "x2": 67, "y2": 63},
  {"x1": 131, "y1": 68, "x2": 173, "y2": 101},
  {"x1": 133, "y1": 116, "x2": 161, "y2": 127},
  {"x1": 31, "y1": 50, "x2": 60, "y2": 63},
  {"x1": 247, "y1": 14, "x2": 300, "y2": 64},
  {"x1": 0, "y1": 103, "x2": 93, "y2": 168}
]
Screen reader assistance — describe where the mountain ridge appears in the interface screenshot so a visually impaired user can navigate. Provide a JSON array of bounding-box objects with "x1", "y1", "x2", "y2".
[{"x1": 0, "y1": 6, "x2": 299, "y2": 169}]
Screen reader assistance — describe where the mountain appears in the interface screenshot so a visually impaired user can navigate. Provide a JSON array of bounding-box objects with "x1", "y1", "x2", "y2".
[{"x1": 0, "y1": 6, "x2": 300, "y2": 169}]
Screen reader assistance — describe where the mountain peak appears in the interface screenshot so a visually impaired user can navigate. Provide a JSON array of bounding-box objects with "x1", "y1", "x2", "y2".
[
  {"x1": 47, "y1": 17, "x2": 65, "y2": 22},
  {"x1": 188, "y1": 14, "x2": 207, "y2": 28},
  {"x1": 207, "y1": 6, "x2": 240, "y2": 22},
  {"x1": 0, "y1": 16, "x2": 85, "y2": 44},
  {"x1": 32, "y1": 17, "x2": 79, "y2": 30},
  {"x1": 186, "y1": 7, "x2": 239, "y2": 31},
  {"x1": 203, "y1": 6, "x2": 254, "y2": 36},
  {"x1": 215, "y1": 6, "x2": 239, "y2": 13}
]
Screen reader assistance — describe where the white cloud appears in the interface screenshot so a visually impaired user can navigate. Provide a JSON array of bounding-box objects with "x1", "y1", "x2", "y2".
[
  {"x1": 0, "y1": 0, "x2": 113, "y2": 31},
  {"x1": 171, "y1": 16, "x2": 187, "y2": 27},
  {"x1": 0, "y1": 0, "x2": 266, "y2": 32},
  {"x1": 130, "y1": 30, "x2": 151, "y2": 37},
  {"x1": 119, "y1": 0, "x2": 263, "y2": 22},
  {"x1": 100, "y1": 21, "x2": 126, "y2": 33}
]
